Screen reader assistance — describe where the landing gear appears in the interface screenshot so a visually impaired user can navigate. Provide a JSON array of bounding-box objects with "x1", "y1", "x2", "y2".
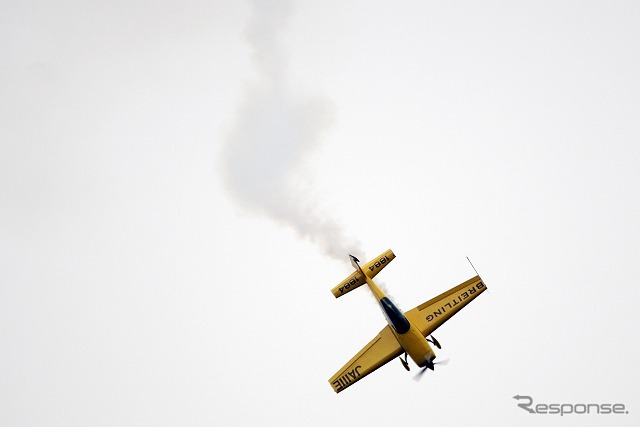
[
  {"x1": 399, "y1": 353, "x2": 410, "y2": 371},
  {"x1": 427, "y1": 335, "x2": 441, "y2": 349}
]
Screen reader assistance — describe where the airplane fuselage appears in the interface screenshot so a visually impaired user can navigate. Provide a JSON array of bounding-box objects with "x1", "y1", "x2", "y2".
[{"x1": 365, "y1": 276, "x2": 436, "y2": 367}]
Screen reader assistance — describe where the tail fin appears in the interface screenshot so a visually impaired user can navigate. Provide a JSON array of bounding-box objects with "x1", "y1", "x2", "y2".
[
  {"x1": 349, "y1": 254, "x2": 362, "y2": 271},
  {"x1": 330, "y1": 249, "x2": 395, "y2": 298}
]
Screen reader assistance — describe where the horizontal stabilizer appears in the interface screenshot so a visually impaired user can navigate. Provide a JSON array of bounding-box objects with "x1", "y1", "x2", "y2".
[{"x1": 330, "y1": 249, "x2": 395, "y2": 298}]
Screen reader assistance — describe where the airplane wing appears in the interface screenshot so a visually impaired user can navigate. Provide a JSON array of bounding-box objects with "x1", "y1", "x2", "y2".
[
  {"x1": 329, "y1": 325, "x2": 403, "y2": 393},
  {"x1": 404, "y1": 275, "x2": 487, "y2": 338}
]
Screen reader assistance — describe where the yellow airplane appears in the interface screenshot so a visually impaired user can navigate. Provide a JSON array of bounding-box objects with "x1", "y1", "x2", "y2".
[{"x1": 329, "y1": 249, "x2": 487, "y2": 393}]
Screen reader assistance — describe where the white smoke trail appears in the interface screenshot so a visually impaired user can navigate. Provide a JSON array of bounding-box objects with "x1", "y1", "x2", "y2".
[{"x1": 219, "y1": 0, "x2": 361, "y2": 261}]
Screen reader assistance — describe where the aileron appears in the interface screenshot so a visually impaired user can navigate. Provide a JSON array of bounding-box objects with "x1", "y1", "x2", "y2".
[
  {"x1": 329, "y1": 325, "x2": 403, "y2": 393},
  {"x1": 405, "y1": 275, "x2": 486, "y2": 337}
]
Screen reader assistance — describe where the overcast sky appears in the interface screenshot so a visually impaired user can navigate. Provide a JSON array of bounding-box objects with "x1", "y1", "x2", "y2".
[{"x1": 2, "y1": 1, "x2": 639, "y2": 425}]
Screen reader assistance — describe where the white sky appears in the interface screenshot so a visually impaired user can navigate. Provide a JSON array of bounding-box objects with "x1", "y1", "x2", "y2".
[{"x1": 2, "y1": 1, "x2": 639, "y2": 425}]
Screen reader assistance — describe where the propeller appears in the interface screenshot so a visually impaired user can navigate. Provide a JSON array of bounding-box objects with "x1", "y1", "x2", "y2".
[
  {"x1": 427, "y1": 335, "x2": 441, "y2": 349},
  {"x1": 412, "y1": 358, "x2": 449, "y2": 381}
]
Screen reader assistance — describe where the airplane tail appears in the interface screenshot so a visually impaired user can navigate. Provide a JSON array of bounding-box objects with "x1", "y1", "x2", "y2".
[{"x1": 330, "y1": 249, "x2": 395, "y2": 298}]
